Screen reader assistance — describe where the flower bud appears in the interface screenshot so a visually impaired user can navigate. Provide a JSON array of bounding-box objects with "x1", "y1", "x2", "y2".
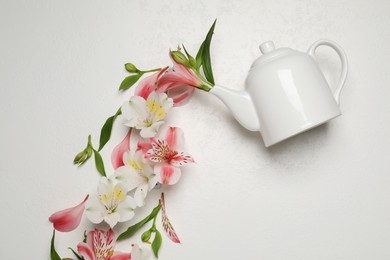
[
  {"x1": 125, "y1": 63, "x2": 139, "y2": 73},
  {"x1": 73, "y1": 150, "x2": 87, "y2": 165},
  {"x1": 171, "y1": 51, "x2": 190, "y2": 67},
  {"x1": 141, "y1": 229, "x2": 152, "y2": 242}
]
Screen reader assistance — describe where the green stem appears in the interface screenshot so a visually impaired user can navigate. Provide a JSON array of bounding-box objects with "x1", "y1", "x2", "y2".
[
  {"x1": 194, "y1": 69, "x2": 213, "y2": 92},
  {"x1": 141, "y1": 68, "x2": 162, "y2": 73},
  {"x1": 152, "y1": 213, "x2": 158, "y2": 231},
  {"x1": 87, "y1": 135, "x2": 93, "y2": 148}
]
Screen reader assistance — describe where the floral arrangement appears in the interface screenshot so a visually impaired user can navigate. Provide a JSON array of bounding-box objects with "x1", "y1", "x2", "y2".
[{"x1": 49, "y1": 21, "x2": 217, "y2": 260}]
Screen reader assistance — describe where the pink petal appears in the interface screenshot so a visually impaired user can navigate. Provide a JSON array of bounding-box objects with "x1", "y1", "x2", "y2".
[
  {"x1": 158, "y1": 126, "x2": 184, "y2": 150},
  {"x1": 86, "y1": 230, "x2": 95, "y2": 253},
  {"x1": 171, "y1": 151, "x2": 195, "y2": 167},
  {"x1": 49, "y1": 195, "x2": 89, "y2": 232},
  {"x1": 135, "y1": 67, "x2": 168, "y2": 99},
  {"x1": 112, "y1": 129, "x2": 132, "y2": 170},
  {"x1": 110, "y1": 252, "x2": 131, "y2": 260},
  {"x1": 137, "y1": 138, "x2": 153, "y2": 155},
  {"x1": 161, "y1": 193, "x2": 181, "y2": 243},
  {"x1": 77, "y1": 242, "x2": 95, "y2": 260},
  {"x1": 155, "y1": 163, "x2": 181, "y2": 185},
  {"x1": 156, "y1": 52, "x2": 200, "y2": 105},
  {"x1": 166, "y1": 86, "x2": 195, "y2": 106}
]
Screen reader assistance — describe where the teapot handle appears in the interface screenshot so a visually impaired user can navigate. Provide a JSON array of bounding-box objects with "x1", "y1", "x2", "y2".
[{"x1": 307, "y1": 39, "x2": 348, "y2": 104}]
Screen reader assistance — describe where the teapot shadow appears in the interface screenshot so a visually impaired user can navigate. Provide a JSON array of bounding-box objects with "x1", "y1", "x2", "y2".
[
  {"x1": 227, "y1": 112, "x2": 330, "y2": 155},
  {"x1": 265, "y1": 123, "x2": 329, "y2": 154}
]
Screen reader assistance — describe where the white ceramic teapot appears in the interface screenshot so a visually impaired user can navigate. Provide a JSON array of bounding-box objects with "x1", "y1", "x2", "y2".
[{"x1": 210, "y1": 39, "x2": 348, "y2": 147}]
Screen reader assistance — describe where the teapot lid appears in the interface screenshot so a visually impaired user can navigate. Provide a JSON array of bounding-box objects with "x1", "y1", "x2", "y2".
[{"x1": 251, "y1": 41, "x2": 293, "y2": 68}]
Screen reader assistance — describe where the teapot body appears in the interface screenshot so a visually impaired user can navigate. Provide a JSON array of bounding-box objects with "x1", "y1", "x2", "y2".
[
  {"x1": 246, "y1": 44, "x2": 343, "y2": 146},
  {"x1": 210, "y1": 40, "x2": 348, "y2": 147}
]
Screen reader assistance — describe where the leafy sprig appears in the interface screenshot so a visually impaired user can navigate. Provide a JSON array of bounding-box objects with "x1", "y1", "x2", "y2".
[
  {"x1": 119, "y1": 63, "x2": 161, "y2": 91},
  {"x1": 171, "y1": 19, "x2": 217, "y2": 91}
]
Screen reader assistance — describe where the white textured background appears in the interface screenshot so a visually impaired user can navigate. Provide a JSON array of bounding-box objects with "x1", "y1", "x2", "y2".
[{"x1": 1, "y1": 0, "x2": 390, "y2": 259}]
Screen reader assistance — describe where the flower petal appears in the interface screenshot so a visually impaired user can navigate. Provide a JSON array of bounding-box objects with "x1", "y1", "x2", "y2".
[
  {"x1": 104, "y1": 213, "x2": 121, "y2": 228},
  {"x1": 111, "y1": 129, "x2": 132, "y2": 170},
  {"x1": 110, "y1": 252, "x2": 131, "y2": 260},
  {"x1": 166, "y1": 86, "x2": 195, "y2": 106},
  {"x1": 48, "y1": 195, "x2": 89, "y2": 232},
  {"x1": 161, "y1": 193, "x2": 181, "y2": 243},
  {"x1": 130, "y1": 244, "x2": 152, "y2": 260},
  {"x1": 157, "y1": 126, "x2": 184, "y2": 150},
  {"x1": 114, "y1": 166, "x2": 144, "y2": 192},
  {"x1": 154, "y1": 163, "x2": 181, "y2": 185},
  {"x1": 170, "y1": 151, "x2": 195, "y2": 167},
  {"x1": 116, "y1": 196, "x2": 136, "y2": 222},
  {"x1": 122, "y1": 96, "x2": 147, "y2": 127},
  {"x1": 156, "y1": 52, "x2": 201, "y2": 106},
  {"x1": 135, "y1": 68, "x2": 168, "y2": 99},
  {"x1": 137, "y1": 138, "x2": 153, "y2": 154},
  {"x1": 85, "y1": 196, "x2": 105, "y2": 224},
  {"x1": 77, "y1": 242, "x2": 95, "y2": 260},
  {"x1": 139, "y1": 121, "x2": 165, "y2": 138},
  {"x1": 134, "y1": 183, "x2": 148, "y2": 207}
]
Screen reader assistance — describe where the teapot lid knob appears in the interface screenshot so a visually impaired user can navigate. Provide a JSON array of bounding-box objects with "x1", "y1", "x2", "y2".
[{"x1": 259, "y1": 41, "x2": 275, "y2": 54}]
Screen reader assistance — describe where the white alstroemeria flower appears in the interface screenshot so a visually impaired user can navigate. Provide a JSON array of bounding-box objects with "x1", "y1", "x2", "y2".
[
  {"x1": 86, "y1": 177, "x2": 136, "y2": 228},
  {"x1": 122, "y1": 91, "x2": 173, "y2": 138},
  {"x1": 114, "y1": 150, "x2": 158, "y2": 207},
  {"x1": 131, "y1": 244, "x2": 153, "y2": 260}
]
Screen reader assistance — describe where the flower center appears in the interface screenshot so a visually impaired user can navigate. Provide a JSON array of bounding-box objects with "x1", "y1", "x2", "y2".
[
  {"x1": 94, "y1": 231, "x2": 114, "y2": 260},
  {"x1": 155, "y1": 143, "x2": 178, "y2": 162},
  {"x1": 99, "y1": 187, "x2": 125, "y2": 214}
]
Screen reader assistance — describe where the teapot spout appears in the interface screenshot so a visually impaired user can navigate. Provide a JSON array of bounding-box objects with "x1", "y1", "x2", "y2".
[{"x1": 210, "y1": 85, "x2": 260, "y2": 132}]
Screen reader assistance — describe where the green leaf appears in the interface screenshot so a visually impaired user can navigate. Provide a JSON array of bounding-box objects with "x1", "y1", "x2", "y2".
[
  {"x1": 151, "y1": 230, "x2": 162, "y2": 258},
  {"x1": 98, "y1": 108, "x2": 122, "y2": 151},
  {"x1": 93, "y1": 149, "x2": 106, "y2": 177},
  {"x1": 201, "y1": 19, "x2": 217, "y2": 85},
  {"x1": 50, "y1": 230, "x2": 62, "y2": 260},
  {"x1": 117, "y1": 202, "x2": 161, "y2": 241},
  {"x1": 98, "y1": 108, "x2": 121, "y2": 151},
  {"x1": 195, "y1": 42, "x2": 204, "y2": 70},
  {"x1": 119, "y1": 73, "x2": 143, "y2": 91},
  {"x1": 68, "y1": 247, "x2": 84, "y2": 260}
]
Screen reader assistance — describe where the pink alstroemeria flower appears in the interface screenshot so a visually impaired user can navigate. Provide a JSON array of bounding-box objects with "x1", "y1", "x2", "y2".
[
  {"x1": 134, "y1": 51, "x2": 211, "y2": 106},
  {"x1": 155, "y1": 52, "x2": 203, "y2": 106},
  {"x1": 77, "y1": 228, "x2": 131, "y2": 260},
  {"x1": 48, "y1": 195, "x2": 89, "y2": 232},
  {"x1": 141, "y1": 126, "x2": 194, "y2": 185}
]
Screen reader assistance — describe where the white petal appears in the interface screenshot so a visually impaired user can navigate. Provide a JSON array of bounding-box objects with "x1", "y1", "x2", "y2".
[
  {"x1": 148, "y1": 174, "x2": 158, "y2": 191},
  {"x1": 140, "y1": 121, "x2": 165, "y2": 138},
  {"x1": 122, "y1": 96, "x2": 147, "y2": 126},
  {"x1": 116, "y1": 196, "x2": 136, "y2": 222},
  {"x1": 114, "y1": 166, "x2": 144, "y2": 191},
  {"x1": 131, "y1": 244, "x2": 153, "y2": 260},
  {"x1": 85, "y1": 196, "x2": 105, "y2": 224},
  {"x1": 98, "y1": 177, "x2": 113, "y2": 195},
  {"x1": 134, "y1": 184, "x2": 148, "y2": 207},
  {"x1": 104, "y1": 213, "x2": 120, "y2": 228},
  {"x1": 121, "y1": 103, "x2": 139, "y2": 127},
  {"x1": 161, "y1": 93, "x2": 174, "y2": 112}
]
